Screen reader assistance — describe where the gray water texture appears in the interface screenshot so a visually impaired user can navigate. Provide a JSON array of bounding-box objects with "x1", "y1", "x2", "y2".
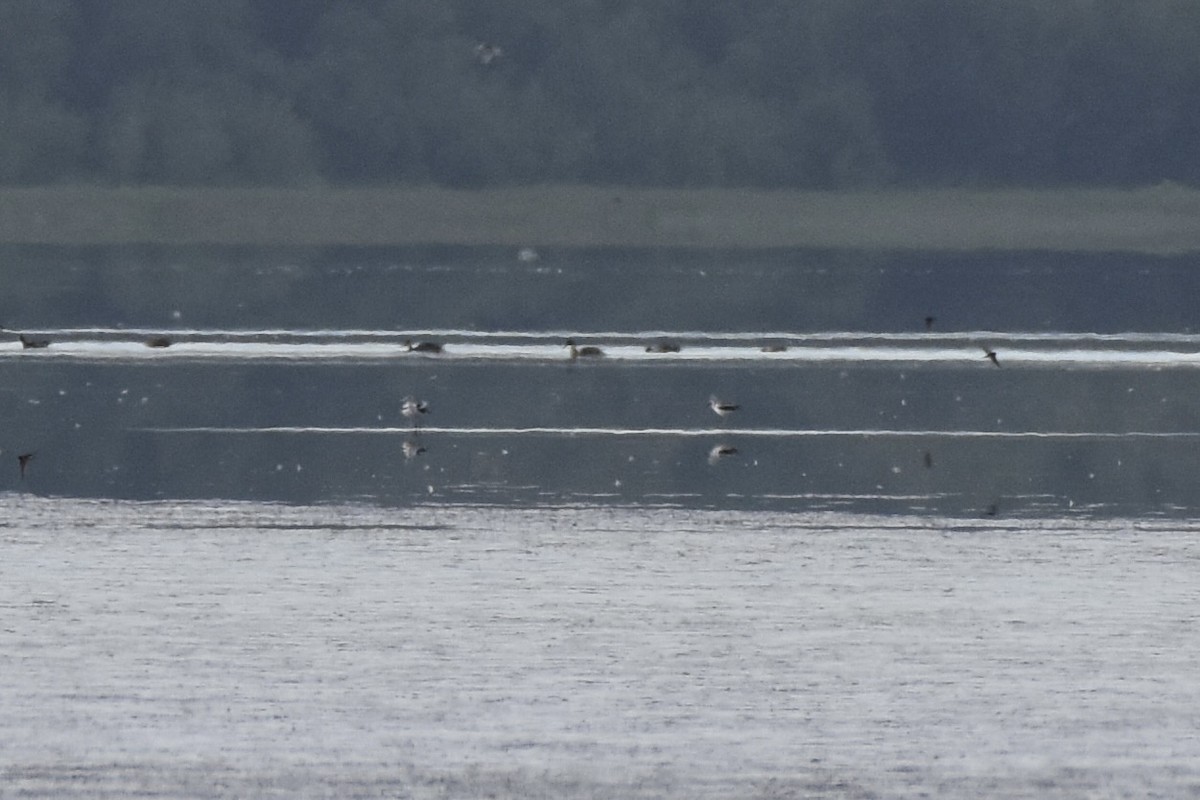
[
  {"x1": 3, "y1": 246, "x2": 1200, "y2": 514},
  {"x1": 2, "y1": 499, "x2": 1199, "y2": 798}
]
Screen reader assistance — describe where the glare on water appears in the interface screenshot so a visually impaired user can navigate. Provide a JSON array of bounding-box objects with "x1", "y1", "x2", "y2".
[{"x1": 2, "y1": 498, "x2": 1199, "y2": 798}]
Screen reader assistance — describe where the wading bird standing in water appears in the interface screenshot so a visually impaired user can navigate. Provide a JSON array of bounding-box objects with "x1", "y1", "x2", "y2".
[
  {"x1": 402, "y1": 396, "x2": 429, "y2": 429},
  {"x1": 708, "y1": 444, "x2": 739, "y2": 465},
  {"x1": 709, "y1": 395, "x2": 739, "y2": 420},
  {"x1": 17, "y1": 452, "x2": 33, "y2": 479}
]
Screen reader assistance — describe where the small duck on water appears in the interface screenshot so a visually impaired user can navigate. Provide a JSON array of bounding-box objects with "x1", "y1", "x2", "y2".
[
  {"x1": 404, "y1": 339, "x2": 443, "y2": 353},
  {"x1": 566, "y1": 339, "x2": 604, "y2": 359}
]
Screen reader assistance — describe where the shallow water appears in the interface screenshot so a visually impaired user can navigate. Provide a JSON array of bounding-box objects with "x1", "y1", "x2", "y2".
[{"x1": 2, "y1": 498, "x2": 1199, "y2": 798}]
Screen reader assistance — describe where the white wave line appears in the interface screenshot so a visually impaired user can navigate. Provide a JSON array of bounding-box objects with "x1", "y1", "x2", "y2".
[
  {"x1": 140, "y1": 426, "x2": 1200, "y2": 439},
  {"x1": 36, "y1": 327, "x2": 1200, "y2": 344}
]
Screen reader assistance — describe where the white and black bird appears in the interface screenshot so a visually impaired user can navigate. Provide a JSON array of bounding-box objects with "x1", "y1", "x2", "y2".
[
  {"x1": 401, "y1": 396, "x2": 429, "y2": 428},
  {"x1": 709, "y1": 395, "x2": 739, "y2": 420},
  {"x1": 402, "y1": 439, "x2": 427, "y2": 460},
  {"x1": 708, "y1": 444, "x2": 739, "y2": 465}
]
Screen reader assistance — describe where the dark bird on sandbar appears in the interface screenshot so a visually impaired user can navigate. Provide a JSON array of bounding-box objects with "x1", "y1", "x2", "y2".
[
  {"x1": 145, "y1": 336, "x2": 172, "y2": 348},
  {"x1": 708, "y1": 444, "x2": 739, "y2": 465},
  {"x1": 645, "y1": 340, "x2": 681, "y2": 353},
  {"x1": 17, "y1": 452, "x2": 33, "y2": 479},
  {"x1": 401, "y1": 396, "x2": 429, "y2": 428},
  {"x1": 19, "y1": 334, "x2": 49, "y2": 349},
  {"x1": 924, "y1": 315, "x2": 936, "y2": 331},
  {"x1": 404, "y1": 339, "x2": 443, "y2": 354},
  {"x1": 709, "y1": 395, "x2": 740, "y2": 420},
  {"x1": 982, "y1": 346, "x2": 1000, "y2": 367},
  {"x1": 566, "y1": 339, "x2": 604, "y2": 359}
]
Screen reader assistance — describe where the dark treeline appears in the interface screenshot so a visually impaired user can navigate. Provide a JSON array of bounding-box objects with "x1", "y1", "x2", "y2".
[{"x1": 4, "y1": 0, "x2": 1200, "y2": 188}]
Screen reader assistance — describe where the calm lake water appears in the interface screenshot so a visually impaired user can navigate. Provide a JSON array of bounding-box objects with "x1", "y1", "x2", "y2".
[
  {"x1": 3, "y1": 246, "x2": 1200, "y2": 514},
  {"x1": 3, "y1": 246, "x2": 1200, "y2": 796}
]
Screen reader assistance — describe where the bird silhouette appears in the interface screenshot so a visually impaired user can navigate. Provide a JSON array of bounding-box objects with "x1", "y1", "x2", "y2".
[
  {"x1": 401, "y1": 396, "x2": 429, "y2": 428},
  {"x1": 566, "y1": 339, "x2": 604, "y2": 359},
  {"x1": 709, "y1": 395, "x2": 740, "y2": 420},
  {"x1": 982, "y1": 346, "x2": 1000, "y2": 366},
  {"x1": 404, "y1": 339, "x2": 443, "y2": 353},
  {"x1": 708, "y1": 444, "x2": 739, "y2": 465}
]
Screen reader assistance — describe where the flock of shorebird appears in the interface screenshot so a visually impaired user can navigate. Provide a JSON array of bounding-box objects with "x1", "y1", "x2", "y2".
[
  {"x1": 9, "y1": 319, "x2": 1005, "y2": 480},
  {"x1": 399, "y1": 322, "x2": 1007, "y2": 471}
]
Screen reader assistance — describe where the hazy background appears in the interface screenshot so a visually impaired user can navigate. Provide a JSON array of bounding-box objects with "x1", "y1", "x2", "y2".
[{"x1": 2, "y1": 0, "x2": 1200, "y2": 190}]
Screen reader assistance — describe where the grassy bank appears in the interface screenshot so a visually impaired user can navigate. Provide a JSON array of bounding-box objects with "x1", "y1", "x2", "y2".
[{"x1": 1, "y1": 184, "x2": 1199, "y2": 252}]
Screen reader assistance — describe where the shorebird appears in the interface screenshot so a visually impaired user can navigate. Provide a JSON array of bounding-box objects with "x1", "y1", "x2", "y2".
[
  {"x1": 645, "y1": 340, "x2": 681, "y2": 353},
  {"x1": 19, "y1": 334, "x2": 49, "y2": 349},
  {"x1": 401, "y1": 396, "x2": 429, "y2": 428},
  {"x1": 566, "y1": 339, "x2": 604, "y2": 359},
  {"x1": 17, "y1": 452, "x2": 33, "y2": 479},
  {"x1": 709, "y1": 395, "x2": 739, "y2": 420},
  {"x1": 708, "y1": 444, "x2": 739, "y2": 465},
  {"x1": 145, "y1": 336, "x2": 172, "y2": 348},
  {"x1": 404, "y1": 339, "x2": 443, "y2": 354},
  {"x1": 982, "y1": 346, "x2": 1000, "y2": 367}
]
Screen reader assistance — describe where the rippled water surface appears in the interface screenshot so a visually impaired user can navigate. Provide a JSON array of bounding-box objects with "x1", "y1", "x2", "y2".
[
  {"x1": 4, "y1": 245, "x2": 1200, "y2": 796},
  {"x1": 3, "y1": 498, "x2": 1199, "y2": 798}
]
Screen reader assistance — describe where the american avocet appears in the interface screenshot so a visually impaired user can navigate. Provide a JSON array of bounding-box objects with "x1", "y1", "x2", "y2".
[
  {"x1": 404, "y1": 339, "x2": 443, "y2": 354},
  {"x1": 566, "y1": 339, "x2": 604, "y2": 359},
  {"x1": 981, "y1": 346, "x2": 1000, "y2": 367},
  {"x1": 18, "y1": 334, "x2": 49, "y2": 349},
  {"x1": 17, "y1": 452, "x2": 33, "y2": 479},
  {"x1": 708, "y1": 444, "x2": 739, "y2": 465},
  {"x1": 402, "y1": 396, "x2": 429, "y2": 428},
  {"x1": 709, "y1": 395, "x2": 739, "y2": 419}
]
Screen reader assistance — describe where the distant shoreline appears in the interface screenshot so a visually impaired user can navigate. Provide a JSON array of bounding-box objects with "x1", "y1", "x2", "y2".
[{"x1": 1, "y1": 184, "x2": 1199, "y2": 253}]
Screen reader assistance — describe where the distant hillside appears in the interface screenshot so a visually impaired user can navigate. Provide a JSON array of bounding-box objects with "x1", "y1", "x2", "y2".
[{"x1": 3, "y1": 2, "x2": 1199, "y2": 188}]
